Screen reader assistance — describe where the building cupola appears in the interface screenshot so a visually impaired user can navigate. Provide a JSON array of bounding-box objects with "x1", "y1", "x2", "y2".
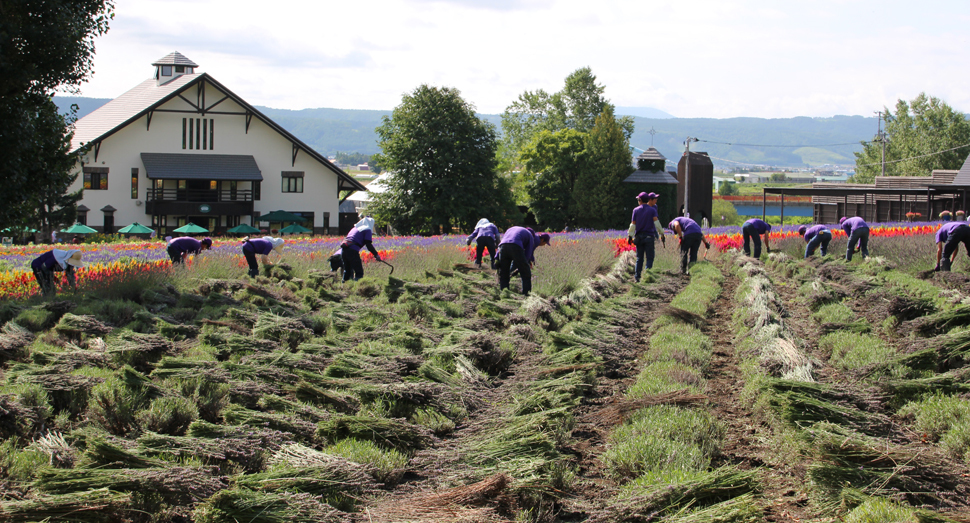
[{"x1": 152, "y1": 52, "x2": 199, "y2": 86}]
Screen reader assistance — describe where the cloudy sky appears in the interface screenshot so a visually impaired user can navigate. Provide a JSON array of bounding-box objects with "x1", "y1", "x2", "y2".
[{"x1": 71, "y1": 0, "x2": 970, "y2": 119}]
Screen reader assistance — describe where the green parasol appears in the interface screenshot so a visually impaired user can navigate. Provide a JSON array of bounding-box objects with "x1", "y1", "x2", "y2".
[
  {"x1": 61, "y1": 223, "x2": 98, "y2": 234},
  {"x1": 279, "y1": 223, "x2": 312, "y2": 234},
  {"x1": 173, "y1": 222, "x2": 209, "y2": 234},
  {"x1": 227, "y1": 223, "x2": 262, "y2": 234},
  {"x1": 117, "y1": 222, "x2": 155, "y2": 234},
  {"x1": 258, "y1": 210, "x2": 305, "y2": 223}
]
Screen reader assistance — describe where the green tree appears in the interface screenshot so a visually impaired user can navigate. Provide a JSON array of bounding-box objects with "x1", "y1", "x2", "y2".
[
  {"x1": 501, "y1": 67, "x2": 634, "y2": 163},
  {"x1": 31, "y1": 102, "x2": 83, "y2": 237},
  {"x1": 573, "y1": 107, "x2": 635, "y2": 229},
  {"x1": 370, "y1": 85, "x2": 517, "y2": 235},
  {"x1": 853, "y1": 93, "x2": 970, "y2": 183},
  {"x1": 712, "y1": 198, "x2": 741, "y2": 226},
  {"x1": 769, "y1": 172, "x2": 787, "y2": 182},
  {"x1": 0, "y1": 0, "x2": 114, "y2": 227},
  {"x1": 718, "y1": 181, "x2": 739, "y2": 196},
  {"x1": 522, "y1": 129, "x2": 588, "y2": 230}
]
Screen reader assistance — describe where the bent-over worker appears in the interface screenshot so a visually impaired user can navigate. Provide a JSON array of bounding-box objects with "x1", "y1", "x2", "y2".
[
  {"x1": 466, "y1": 218, "x2": 500, "y2": 269},
  {"x1": 936, "y1": 221, "x2": 970, "y2": 272},
  {"x1": 167, "y1": 236, "x2": 212, "y2": 264},
  {"x1": 498, "y1": 226, "x2": 550, "y2": 295},
  {"x1": 341, "y1": 217, "x2": 381, "y2": 282},
  {"x1": 800, "y1": 224, "x2": 832, "y2": 258},
  {"x1": 840, "y1": 216, "x2": 870, "y2": 261},
  {"x1": 668, "y1": 217, "x2": 709, "y2": 275},
  {"x1": 242, "y1": 236, "x2": 284, "y2": 277},
  {"x1": 741, "y1": 218, "x2": 771, "y2": 258},
  {"x1": 31, "y1": 249, "x2": 87, "y2": 296}
]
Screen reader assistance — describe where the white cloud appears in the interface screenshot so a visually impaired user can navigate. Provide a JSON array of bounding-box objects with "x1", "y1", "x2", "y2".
[{"x1": 72, "y1": 0, "x2": 970, "y2": 118}]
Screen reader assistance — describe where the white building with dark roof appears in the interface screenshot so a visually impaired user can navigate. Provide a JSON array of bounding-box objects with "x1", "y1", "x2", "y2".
[{"x1": 69, "y1": 52, "x2": 366, "y2": 235}]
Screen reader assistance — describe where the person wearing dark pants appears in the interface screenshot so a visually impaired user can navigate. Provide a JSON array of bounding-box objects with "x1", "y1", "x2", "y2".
[
  {"x1": 668, "y1": 217, "x2": 709, "y2": 275},
  {"x1": 800, "y1": 225, "x2": 832, "y2": 258},
  {"x1": 341, "y1": 217, "x2": 381, "y2": 282},
  {"x1": 840, "y1": 216, "x2": 870, "y2": 261},
  {"x1": 167, "y1": 236, "x2": 212, "y2": 264},
  {"x1": 31, "y1": 249, "x2": 86, "y2": 297},
  {"x1": 936, "y1": 221, "x2": 970, "y2": 271},
  {"x1": 498, "y1": 226, "x2": 550, "y2": 295},
  {"x1": 628, "y1": 192, "x2": 665, "y2": 282},
  {"x1": 466, "y1": 218, "x2": 499, "y2": 269},
  {"x1": 741, "y1": 218, "x2": 771, "y2": 258},
  {"x1": 241, "y1": 236, "x2": 284, "y2": 277}
]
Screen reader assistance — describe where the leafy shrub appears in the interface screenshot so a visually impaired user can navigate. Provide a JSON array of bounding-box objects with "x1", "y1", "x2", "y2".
[{"x1": 137, "y1": 396, "x2": 199, "y2": 435}]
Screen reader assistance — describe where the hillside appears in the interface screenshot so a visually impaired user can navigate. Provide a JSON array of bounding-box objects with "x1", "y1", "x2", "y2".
[{"x1": 55, "y1": 96, "x2": 871, "y2": 168}]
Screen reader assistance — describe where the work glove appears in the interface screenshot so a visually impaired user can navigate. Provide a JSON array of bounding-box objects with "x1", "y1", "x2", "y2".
[
  {"x1": 375, "y1": 255, "x2": 382, "y2": 263},
  {"x1": 935, "y1": 262, "x2": 942, "y2": 272},
  {"x1": 765, "y1": 245, "x2": 771, "y2": 254},
  {"x1": 466, "y1": 239, "x2": 472, "y2": 246},
  {"x1": 628, "y1": 236, "x2": 633, "y2": 245},
  {"x1": 660, "y1": 235, "x2": 666, "y2": 247}
]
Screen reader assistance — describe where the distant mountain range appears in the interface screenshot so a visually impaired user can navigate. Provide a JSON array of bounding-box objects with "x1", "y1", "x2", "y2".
[{"x1": 55, "y1": 96, "x2": 872, "y2": 169}]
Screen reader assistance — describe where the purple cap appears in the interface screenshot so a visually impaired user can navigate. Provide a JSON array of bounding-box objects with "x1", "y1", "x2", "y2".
[
  {"x1": 201, "y1": 237, "x2": 213, "y2": 248},
  {"x1": 647, "y1": 192, "x2": 659, "y2": 199},
  {"x1": 839, "y1": 217, "x2": 847, "y2": 225},
  {"x1": 798, "y1": 225, "x2": 807, "y2": 236},
  {"x1": 538, "y1": 233, "x2": 551, "y2": 245},
  {"x1": 636, "y1": 192, "x2": 650, "y2": 200}
]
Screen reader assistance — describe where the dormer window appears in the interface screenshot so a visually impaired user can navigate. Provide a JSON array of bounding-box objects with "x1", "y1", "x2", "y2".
[
  {"x1": 175, "y1": 65, "x2": 185, "y2": 73},
  {"x1": 161, "y1": 65, "x2": 172, "y2": 76}
]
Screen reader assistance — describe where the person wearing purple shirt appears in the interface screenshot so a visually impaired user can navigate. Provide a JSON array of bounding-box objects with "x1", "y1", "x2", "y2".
[
  {"x1": 840, "y1": 216, "x2": 870, "y2": 261},
  {"x1": 242, "y1": 236, "x2": 284, "y2": 277},
  {"x1": 741, "y1": 218, "x2": 772, "y2": 258},
  {"x1": 466, "y1": 218, "x2": 500, "y2": 269},
  {"x1": 341, "y1": 217, "x2": 382, "y2": 282},
  {"x1": 629, "y1": 192, "x2": 666, "y2": 282},
  {"x1": 167, "y1": 236, "x2": 212, "y2": 264},
  {"x1": 668, "y1": 217, "x2": 709, "y2": 275},
  {"x1": 497, "y1": 226, "x2": 551, "y2": 295},
  {"x1": 799, "y1": 224, "x2": 832, "y2": 258},
  {"x1": 31, "y1": 249, "x2": 87, "y2": 296},
  {"x1": 935, "y1": 221, "x2": 970, "y2": 271}
]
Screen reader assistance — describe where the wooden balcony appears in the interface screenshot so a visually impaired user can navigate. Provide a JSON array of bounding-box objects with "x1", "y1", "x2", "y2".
[{"x1": 145, "y1": 188, "x2": 254, "y2": 216}]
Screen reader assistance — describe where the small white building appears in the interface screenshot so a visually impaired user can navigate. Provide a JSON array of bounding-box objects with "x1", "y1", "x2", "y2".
[{"x1": 69, "y1": 52, "x2": 366, "y2": 235}]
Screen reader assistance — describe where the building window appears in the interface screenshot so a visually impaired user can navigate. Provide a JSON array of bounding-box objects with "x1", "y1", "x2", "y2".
[
  {"x1": 209, "y1": 180, "x2": 217, "y2": 190},
  {"x1": 131, "y1": 168, "x2": 138, "y2": 199},
  {"x1": 183, "y1": 118, "x2": 214, "y2": 150},
  {"x1": 282, "y1": 171, "x2": 304, "y2": 193},
  {"x1": 229, "y1": 180, "x2": 237, "y2": 200},
  {"x1": 323, "y1": 212, "x2": 330, "y2": 231},
  {"x1": 175, "y1": 65, "x2": 185, "y2": 73},
  {"x1": 77, "y1": 208, "x2": 89, "y2": 225},
  {"x1": 83, "y1": 167, "x2": 108, "y2": 190},
  {"x1": 161, "y1": 65, "x2": 172, "y2": 76},
  {"x1": 253, "y1": 181, "x2": 261, "y2": 201}
]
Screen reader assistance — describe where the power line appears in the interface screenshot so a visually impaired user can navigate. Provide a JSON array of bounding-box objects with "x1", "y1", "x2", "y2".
[
  {"x1": 698, "y1": 139, "x2": 860, "y2": 148},
  {"x1": 854, "y1": 142, "x2": 970, "y2": 168}
]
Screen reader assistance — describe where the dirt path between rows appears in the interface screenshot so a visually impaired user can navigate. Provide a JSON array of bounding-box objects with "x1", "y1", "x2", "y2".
[
  {"x1": 704, "y1": 261, "x2": 813, "y2": 523},
  {"x1": 363, "y1": 270, "x2": 688, "y2": 522}
]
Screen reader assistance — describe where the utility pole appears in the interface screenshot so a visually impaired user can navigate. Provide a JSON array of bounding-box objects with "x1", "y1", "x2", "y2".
[
  {"x1": 875, "y1": 111, "x2": 887, "y2": 177},
  {"x1": 684, "y1": 136, "x2": 699, "y2": 218}
]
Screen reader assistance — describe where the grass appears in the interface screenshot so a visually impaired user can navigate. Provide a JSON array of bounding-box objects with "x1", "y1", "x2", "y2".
[
  {"x1": 627, "y1": 360, "x2": 706, "y2": 397},
  {"x1": 898, "y1": 393, "x2": 970, "y2": 442},
  {"x1": 819, "y1": 331, "x2": 898, "y2": 374},
  {"x1": 602, "y1": 404, "x2": 723, "y2": 481},
  {"x1": 645, "y1": 324, "x2": 713, "y2": 373}
]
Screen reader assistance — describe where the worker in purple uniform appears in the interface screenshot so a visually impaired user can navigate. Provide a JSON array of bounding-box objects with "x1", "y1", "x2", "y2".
[
  {"x1": 668, "y1": 216, "x2": 710, "y2": 275},
  {"x1": 241, "y1": 236, "x2": 285, "y2": 277},
  {"x1": 628, "y1": 192, "x2": 665, "y2": 282},
  {"x1": 498, "y1": 226, "x2": 551, "y2": 295},
  {"x1": 741, "y1": 218, "x2": 772, "y2": 258},
  {"x1": 799, "y1": 224, "x2": 832, "y2": 258},
  {"x1": 341, "y1": 217, "x2": 382, "y2": 282},
  {"x1": 935, "y1": 221, "x2": 970, "y2": 271},
  {"x1": 466, "y1": 218, "x2": 500, "y2": 269},
  {"x1": 31, "y1": 249, "x2": 87, "y2": 296},
  {"x1": 840, "y1": 216, "x2": 870, "y2": 261},
  {"x1": 167, "y1": 236, "x2": 212, "y2": 264}
]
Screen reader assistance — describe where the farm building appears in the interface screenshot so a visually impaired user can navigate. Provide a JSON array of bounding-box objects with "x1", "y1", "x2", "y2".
[
  {"x1": 68, "y1": 52, "x2": 366, "y2": 235},
  {"x1": 623, "y1": 147, "x2": 678, "y2": 225},
  {"x1": 758, "y1": 163, "x2": 970, "y2": 224}
]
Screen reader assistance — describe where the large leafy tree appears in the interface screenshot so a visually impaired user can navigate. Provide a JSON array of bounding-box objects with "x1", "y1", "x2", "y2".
[
  {"x1": 370, "y1": 85, "x2": 519, "y2": 235},
  {"x1": 0, "y1": 0, "x2": 114, "y2": 228},
  {"x1": 853, "y1": 93, "x2": 970, "y2": 183},
  {"x1": 31, "y1": 101, "x2": 83, "y2": 236},
  {"x1": 522, "y1": 129, "x2": 588, "y2": 230},
  {"x1": 573, "y1": 107, "x2": 635, "y2": 229}
]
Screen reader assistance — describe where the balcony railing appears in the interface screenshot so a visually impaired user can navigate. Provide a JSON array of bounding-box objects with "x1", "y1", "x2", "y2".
[{"x1": 147, "y1": 188, "x2": 254, "y2": 203}]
